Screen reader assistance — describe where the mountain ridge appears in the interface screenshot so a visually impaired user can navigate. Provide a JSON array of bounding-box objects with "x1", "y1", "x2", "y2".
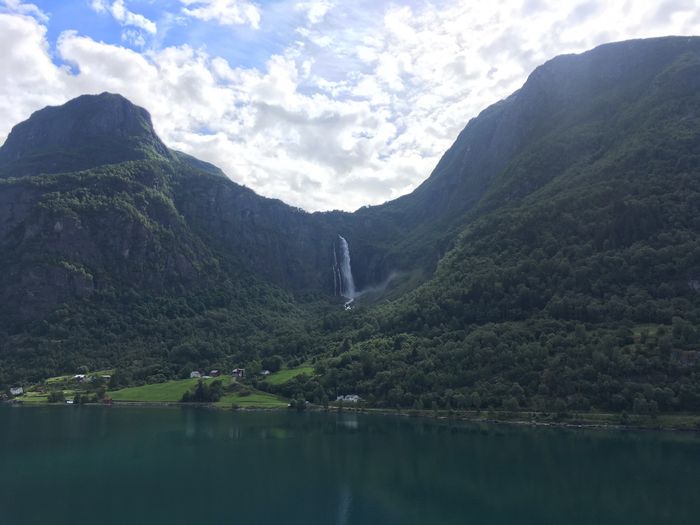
[
  {"x1": 0, "y1": 92, "x2": 172, "y2": 179},
  {"x1": 1, "y1": 36, "x2": 700, "y2": 413}
]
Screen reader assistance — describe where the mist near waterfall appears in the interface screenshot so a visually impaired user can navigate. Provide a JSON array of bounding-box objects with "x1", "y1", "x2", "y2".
[
  {"x1": 353, "y1": 272, "x2": 397, "y2": 299},
  {"x1": 332, "y1": 235, "x2": 397, "y2": 308}
]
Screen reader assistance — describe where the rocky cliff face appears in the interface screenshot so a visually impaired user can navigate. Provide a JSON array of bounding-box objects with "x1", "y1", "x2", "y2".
[{"x1": 172, "y1": 168, "x2": 392, "y2": 294}]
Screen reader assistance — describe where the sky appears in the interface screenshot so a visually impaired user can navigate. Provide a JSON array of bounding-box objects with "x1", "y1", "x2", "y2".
[{"x1": 1, "y1": 1, "x2": 699, "y2": 211}]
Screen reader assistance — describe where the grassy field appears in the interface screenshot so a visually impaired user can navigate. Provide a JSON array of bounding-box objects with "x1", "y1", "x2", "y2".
[
  {"x1": 216, "y1": 391, "x2": 289, "y2": 409},
  {"x1": 20, "y1": 390, "x2": 77, "y2": 404},
  {"x1": 264, "y1": 365, "x2": 314, "y2": 386},
  {"x1": 13, "y1": 372, "x2": 290, "y2": 409},
  {"x1": 109, "y1": 376, "x2": 224, "y2": 402},
  {"x1": 45, "y1": 374, "x2": 75, "y2": 384},
  {"x1": 21, "y1": 391, "x2": 50, "y2": 404},
  {"x1": 45, "y1": 369, "x2": 114, "y2": 384},
  {"x1": 108, "y1": 376, "x2": 289, "y2": 408}
]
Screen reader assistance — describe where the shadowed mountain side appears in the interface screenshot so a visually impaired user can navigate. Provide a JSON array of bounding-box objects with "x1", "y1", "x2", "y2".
[
  {"x1": 3, "y1": 38, "x2": 699, "y2": 314},
  {"x1": 2, "y1": 37, "x2": 700, "y2": 405},
  {"x1": 0, "y1": 93, "x2": 172, "y2": 178}
]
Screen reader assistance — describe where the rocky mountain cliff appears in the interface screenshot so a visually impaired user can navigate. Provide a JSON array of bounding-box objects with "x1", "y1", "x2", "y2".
[
  {"x1": 4, "y1": 37, "x2": 699, "y2": 321},
  {"x1": 1, "y1": 36, "x2": 700, "y2": 411},
  {"x1": 0, "y1": 93, "x2": 172, "y2": 178}
]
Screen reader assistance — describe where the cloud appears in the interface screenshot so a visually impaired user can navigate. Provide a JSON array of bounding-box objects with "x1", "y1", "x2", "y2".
[
  {"x1": 295, "y1": 1, "x2": 333, "y2": 25},
  {"x1": 90, "y1": 0, "x2": 157, "y2": 34},
  {"x1": 0, "y1": 0, "x2": 46, "y2": 21},
  {"x1": 0, "y1": 13, "x2": 69, "y2": 130},
  {"x1": 122, "y1": 28, "x2": 146, "y2": 47},
  {"x1": 1, "y1": 1, "x2": 700, "y2": 211},
  {"x1": 180, "y1": 0, "x2": 261, "y2": 29}
]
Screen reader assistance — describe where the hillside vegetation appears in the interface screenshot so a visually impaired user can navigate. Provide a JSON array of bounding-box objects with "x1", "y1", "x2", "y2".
[{"x1": 2, "y1": 37, "x2": 700, "y2": 416}]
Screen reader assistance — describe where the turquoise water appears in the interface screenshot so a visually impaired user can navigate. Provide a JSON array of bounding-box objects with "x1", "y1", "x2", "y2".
[{"x1": 1, "y1": 406, "x2": 699, "y2": 524}]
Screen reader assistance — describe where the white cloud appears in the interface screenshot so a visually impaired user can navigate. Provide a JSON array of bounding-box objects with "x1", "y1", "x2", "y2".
[
  {"x1": 0, "y1": 0, "x2": 47, "y2": 21},
  {"x1": 0, "y1": 13, "x2": 69, "y2": 129},
  {"x1": 122, "y1": 28, "x2": 146, "y2": 48},
  {"x1": 295, "y1": 1, "x2": 332, "y2": 25},
  {"x1": 90, "y1": 0, "x2": 107, "y2": 12},
  {"x1": 180, "y1": 0, "x2": 261, "y2": 29},
  {"x1": 1, "y1": 1, "x2": 700, "y2": 211},
  {"x1": 90, "y1": 0, "x2": 157, "y2": 34}
]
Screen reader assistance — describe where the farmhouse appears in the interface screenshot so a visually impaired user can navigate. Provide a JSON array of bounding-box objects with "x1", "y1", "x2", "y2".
[
  {"x1": 232, "y1": 368, "x2": 245, "y2": 378},
  {"x1": 190, "y1": 371, "x2": 201, "y2": 379},
  {"x1": 336, "y1": 394, "x2": 361, "y2": 403},
  {"x1": 10, "y1": 387, "x2": 24, "y2": 396}
]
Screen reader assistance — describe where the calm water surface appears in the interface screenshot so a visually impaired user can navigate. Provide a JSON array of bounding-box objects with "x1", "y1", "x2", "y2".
[{"x1": 1, "y1": 406, "x2": 699, "y2": 524}]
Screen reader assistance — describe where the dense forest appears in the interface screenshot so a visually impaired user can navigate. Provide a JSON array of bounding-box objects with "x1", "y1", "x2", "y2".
[{"x1": 1, "y1": 36, "x2": 700, "y2": 414}]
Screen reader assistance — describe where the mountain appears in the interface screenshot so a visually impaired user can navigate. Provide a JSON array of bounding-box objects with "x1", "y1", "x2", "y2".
[
  {"x1": 1, "y1": 36, "x2": 700, "y2": 414},
  {"x1": 0, "y1": 93, "x2": 172, "y2": 178},
  {"x1": 312, "y1": 36, "x2": 700, "y2": 413}
]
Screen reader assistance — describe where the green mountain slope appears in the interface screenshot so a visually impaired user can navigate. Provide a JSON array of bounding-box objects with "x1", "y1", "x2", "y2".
[
  {"x1": 2, "y1": 37, "x2": 700, "y2": 414},
  {"x1": 313, "y1": 37, "x2": 700, "y2": 413}
]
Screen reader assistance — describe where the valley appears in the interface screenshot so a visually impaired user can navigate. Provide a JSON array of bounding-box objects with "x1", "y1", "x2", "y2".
[{"x1": 1, "y1": 36, "x2": 700, "y2": 421}]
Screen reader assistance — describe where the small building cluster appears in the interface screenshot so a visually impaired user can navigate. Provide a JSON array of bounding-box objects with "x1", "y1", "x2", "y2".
[
  {"x1": 189, "y1": 369, "x2": 246, "y2": 379},
  {"x1": 336, "y1": 394, "x2": 361, "y2": 403},
  {"x1": 73, "y1": 374, "x2": 111, "y2": 383},
  {"x1": 10, "y1": 386, "x2": 24, "y2": 397}
]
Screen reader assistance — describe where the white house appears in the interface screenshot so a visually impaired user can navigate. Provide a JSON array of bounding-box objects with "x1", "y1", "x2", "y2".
[
  {"x1": 190, "y1": 371, "x2": 201, "y2": 379},
  {"x1": 260, "y1": 370, "x2": 271, "y2": 376},
  {"x1": 336, "y1": 394, "x2": 361, "y2": 403},
  {"x1": 10, "y1": 386, "x2": 24, "y2": 396}
]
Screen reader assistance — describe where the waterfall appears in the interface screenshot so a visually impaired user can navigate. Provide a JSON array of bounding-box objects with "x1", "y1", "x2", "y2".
[
  {"x1": 332, "y1": 244, "x2": 342, "y2": 297},
  {"x1": 332, "y1": 235, "x2": 356, "y2": 306},
  {"x1": 338, "y1": 235, "x2": 356, "y2": 300}
]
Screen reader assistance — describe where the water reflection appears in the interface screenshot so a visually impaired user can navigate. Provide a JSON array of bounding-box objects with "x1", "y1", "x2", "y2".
[
  {"x1": 1, "y1": 407, "x2": 699, "y2": 525},
  {"x1": 336, "y1": 413, "x2": 359, "y2": 430},
  {"x1": 336, "y1": 485, "x2": 352, "y2": 525}
]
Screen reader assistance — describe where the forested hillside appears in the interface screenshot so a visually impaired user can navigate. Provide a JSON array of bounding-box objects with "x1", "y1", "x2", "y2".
[
  {"x1": 302, "y1": 37, "x2": 700, "y2": 413},
  {"x1": 2, "y1": 36, "x2": 700, "y2": 414}
]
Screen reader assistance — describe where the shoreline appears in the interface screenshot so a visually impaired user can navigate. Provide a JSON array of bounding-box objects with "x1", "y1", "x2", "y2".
[{"x1": 5, "y1": 398, "x2": 700, "y2": 433}]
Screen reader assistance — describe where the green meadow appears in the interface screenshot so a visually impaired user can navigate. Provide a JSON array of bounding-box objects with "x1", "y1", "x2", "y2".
[
  {"x1": 109, "y1": 376, "x2": 289, "y2": 408},
  {"x1": 109, "y1": 376, "x2": 225, "y2": 402},
  {"x1": 17, "y1": 368, "x2": 301, "y2": 409},
  {"x1": 216, "y1": 392, "x2": 288, "y2": 409},
  {"x1": 264, "y1": 365, "x2": 315, "y2": 386}
]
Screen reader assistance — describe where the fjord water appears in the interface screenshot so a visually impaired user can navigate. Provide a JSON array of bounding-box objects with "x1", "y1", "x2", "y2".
[{"x1": 1, "y1": 407, "x2": 699, "y2": 524}]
